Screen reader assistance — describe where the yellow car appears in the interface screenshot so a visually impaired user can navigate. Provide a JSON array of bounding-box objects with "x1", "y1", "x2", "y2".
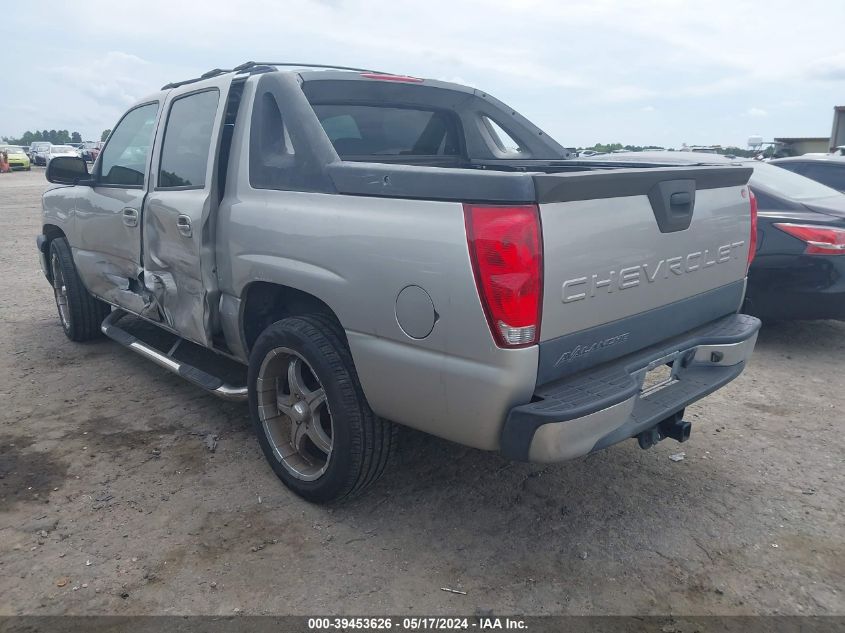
[{"x1": 1, "y1": 145, "x2": 32, "y2": 170}]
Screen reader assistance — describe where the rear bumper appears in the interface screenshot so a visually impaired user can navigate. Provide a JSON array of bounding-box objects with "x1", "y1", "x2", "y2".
[
  {"x1": 500, "y1": 313, "x2": 760, "y2": 462},
  {"x1": 745, "y1": 254, "x2": 845, "y2": 321}
]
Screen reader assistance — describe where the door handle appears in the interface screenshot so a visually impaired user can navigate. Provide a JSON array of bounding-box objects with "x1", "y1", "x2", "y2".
[
  {"x1": 122, "y1": 207, "x2": 139, "y2": 227},
  {"x1": 176, "y1": 214, "x2": 193, "y2": 238}
]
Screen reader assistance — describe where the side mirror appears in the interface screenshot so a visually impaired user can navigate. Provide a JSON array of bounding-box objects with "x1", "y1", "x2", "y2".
[{"x1": 46, "y1": 156, "x2": 91, "y2": 185}]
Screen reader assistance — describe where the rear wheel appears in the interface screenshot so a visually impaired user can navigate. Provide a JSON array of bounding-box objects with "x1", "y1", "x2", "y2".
[
  {"x1": 248, "y1": 315, "x2": 395, "y2": 503},
  {"x1": 49, "y1": 238, "x2": 110, "y2": 341}
]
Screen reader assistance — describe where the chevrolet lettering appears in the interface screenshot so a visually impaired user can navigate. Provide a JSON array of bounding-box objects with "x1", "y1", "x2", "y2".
[{"x1": 562, "y1": 242, "x2": 746, "y2": 303}]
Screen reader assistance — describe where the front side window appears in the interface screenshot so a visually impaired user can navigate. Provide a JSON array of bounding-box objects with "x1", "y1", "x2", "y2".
[
  {"x1": 158, "y1": 90, "x2": 220, "y2": 189},
  {"x1": 99, "y1": 102, "x2": 159, "y2": 187}
]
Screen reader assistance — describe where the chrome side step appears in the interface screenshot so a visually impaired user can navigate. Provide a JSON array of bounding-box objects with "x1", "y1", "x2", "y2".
[{"x1": 101, "y1": 310, "x2": 248, "y2": 402}]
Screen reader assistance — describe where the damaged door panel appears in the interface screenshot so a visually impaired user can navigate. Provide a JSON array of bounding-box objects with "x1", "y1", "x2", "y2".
[
  {"x1": 73, "y1": 101, "x2": 161, "y2": 313},
  {"x1": 142, "y1": 85, "x2": 226, "y2": 347}
]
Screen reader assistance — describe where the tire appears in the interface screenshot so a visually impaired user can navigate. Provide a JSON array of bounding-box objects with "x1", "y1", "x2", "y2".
[
  {"x1": 48, "y1": 238, "x2": 110, "y2": 341},
  {"x1": 248, "y1": 314, "x2": 395, "y2": 503}
]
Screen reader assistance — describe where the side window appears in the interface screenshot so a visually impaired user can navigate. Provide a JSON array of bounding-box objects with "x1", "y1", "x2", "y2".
[
  {"x1": 482, "y1": 116, "x2": 523, "y2": 154},
  {"x1": 99, "y1": 103, "x2": 159, "y2": 186},
  {"x1": 158, "y1": 90, "x2": 220, "y2": 189}
]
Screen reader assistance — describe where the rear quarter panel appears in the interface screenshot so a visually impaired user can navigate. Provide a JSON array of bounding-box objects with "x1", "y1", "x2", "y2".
[{"x1": 217, "y1": 187, "x2": 537, "y2": 450}]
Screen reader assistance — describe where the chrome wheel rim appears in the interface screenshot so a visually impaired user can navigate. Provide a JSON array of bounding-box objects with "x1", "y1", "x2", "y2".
[
  {"x1": 256, "y1": 347, "x2": 333, "y2": 481},
  {"x1": 51, "y1": 253, "x2": 70, "y2": 330}
]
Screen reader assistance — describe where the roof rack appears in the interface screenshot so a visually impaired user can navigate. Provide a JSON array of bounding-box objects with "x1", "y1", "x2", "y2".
[
  {"x1": 232, "y1": 61, "x2": 392, "y2": 74},
  {"x1": 161, "y1": 61, "x2": 393, "y2": 90}
]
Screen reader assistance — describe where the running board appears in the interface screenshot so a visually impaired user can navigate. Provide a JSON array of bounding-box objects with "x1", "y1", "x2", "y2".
[{"x1": 101, "y1": 310, "x2": 248, "y2": 402}]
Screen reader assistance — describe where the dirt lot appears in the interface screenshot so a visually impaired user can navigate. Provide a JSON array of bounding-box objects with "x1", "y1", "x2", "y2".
[{"x1": 0, "y1": 168, "x2": 843, "y2": 616}]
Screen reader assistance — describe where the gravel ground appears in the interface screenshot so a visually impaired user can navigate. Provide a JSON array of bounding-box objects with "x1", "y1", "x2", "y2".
[{"x1": 0, "y1": 168, "x2": 843, "y2": 616}]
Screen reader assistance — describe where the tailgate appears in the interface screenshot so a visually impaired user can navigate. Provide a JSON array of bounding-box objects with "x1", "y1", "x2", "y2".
[{"x1": 534, "y1": 165, "x2": 753, "y2": 383}]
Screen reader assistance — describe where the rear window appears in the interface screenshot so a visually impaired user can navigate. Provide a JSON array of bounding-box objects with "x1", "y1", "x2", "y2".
[
  {"x1": 311, "y1": 104, "x2": 460, "y2": 158},
  {"x1": 750, "y1": 162, "x2": 842, "y2": 201},
  {"x1": 800, "y1": 163, "x2": 845, "y2": 192}
]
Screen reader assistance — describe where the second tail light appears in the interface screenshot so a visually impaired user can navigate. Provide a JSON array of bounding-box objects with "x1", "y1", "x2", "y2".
[{"x1": 774, "y1": 223, "x2": 845, "y2": 255}]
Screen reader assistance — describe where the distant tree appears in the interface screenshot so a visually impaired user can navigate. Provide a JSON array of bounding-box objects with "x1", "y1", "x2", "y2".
[
  {"x1": 4, "y1": 129, "x2": 94, "y2": 146},
  {"x1": 100, "y1": 129, "x2": 111, "y2": 142}
]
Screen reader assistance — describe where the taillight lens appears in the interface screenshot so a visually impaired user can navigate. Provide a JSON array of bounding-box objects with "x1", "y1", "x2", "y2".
[
  {"x1": 464, "y1": 204, "x2": 543, "y2": 347},
  {"x1": 748, "y1": 188, "x2": 758, "y2": 270},
  {"x1": 773, "y1": 223, "x2": 845, "y2": 255}
]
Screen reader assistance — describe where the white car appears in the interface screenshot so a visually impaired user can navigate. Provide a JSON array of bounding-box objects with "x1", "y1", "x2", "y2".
[{"x1": 45, "y1": 145, "x2": 80, "y2": 166}]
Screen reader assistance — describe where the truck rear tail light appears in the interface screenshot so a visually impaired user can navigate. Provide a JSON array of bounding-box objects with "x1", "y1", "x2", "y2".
[
  {"x1": 464, "y1": 204, "x2": 543, "y2": 347},
  {"x1": 773, "y1": 223, "x2": 845, "y2": 255},
  {"x1": 748, "y1": 188, "x2": 758, "y2": 270}
]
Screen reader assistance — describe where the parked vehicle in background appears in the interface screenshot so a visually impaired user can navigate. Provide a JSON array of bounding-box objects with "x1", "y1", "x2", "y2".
[
  {"x1": 771, "y1": 155, "x2": 845, "y2": 193},
  {"x1": 30, "y1": 141, "x2": 52, "y2": 165},
  {"x1": 0, "y1": 145, "x2": 32, "y2": 170},
  {"x1": 38, "y1": 63, "x2": 759, "y2": 502},
  {"x1": 582, "y1": 151, "x2": 845, "y2": 322},
  {"x1": 744, "y1": 162, "x2": 845, "y2": 321},
  {"x1": 80, "y1": 140, "x2": 101, "y2": 162},
  {"x1": 44, "y1": 145, "x2": 80, "y2": 166}
]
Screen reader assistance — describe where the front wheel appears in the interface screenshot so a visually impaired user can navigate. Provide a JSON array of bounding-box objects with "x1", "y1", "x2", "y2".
[
  {"x1": 48, "y1": 238, "x2": 110, "y2": 341},
  {"x1": 248, "y1": 315, "x2": 395, "y2": 503}
]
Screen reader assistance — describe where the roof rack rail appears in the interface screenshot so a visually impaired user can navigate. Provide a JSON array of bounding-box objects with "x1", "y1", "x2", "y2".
[
  {"x1": 162, "y1": 68, "x2": 234, "y2": 90},
  {"x1": 232, "y1": 61, "x2": 392, "y2": 74},
  {"x1": 161, "y1": 61, "x2": 394, "y2": 90}
]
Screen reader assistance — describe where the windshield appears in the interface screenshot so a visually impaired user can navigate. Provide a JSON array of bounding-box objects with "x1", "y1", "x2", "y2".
[
  {"x1": 52, "y1": 146, "x2": 75, "y2": 153},
  {"x1": 2, "y1": 146, "x2": 24, "y2": 153},
  {"x1": 749, "y1": 161, "x2": 841, "y2": 201}
]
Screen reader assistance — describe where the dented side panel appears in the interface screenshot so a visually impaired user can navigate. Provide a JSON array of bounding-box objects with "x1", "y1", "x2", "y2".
[
  {"x1": 73, "y1": 186, "x2": 151, "y2": 308},
  {"x1": 141, "y1": 81, "x2": 230, "y2": 347}
]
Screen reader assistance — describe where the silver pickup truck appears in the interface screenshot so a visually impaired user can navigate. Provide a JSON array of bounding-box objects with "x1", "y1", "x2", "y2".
[{"x1": 38, "y1": 62, "x2": 760, "y2": 502}]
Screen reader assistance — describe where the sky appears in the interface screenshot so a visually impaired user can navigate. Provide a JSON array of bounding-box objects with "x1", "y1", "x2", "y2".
[{"x1": 4, "y1": 0, "x2": 845, "y2": 149}]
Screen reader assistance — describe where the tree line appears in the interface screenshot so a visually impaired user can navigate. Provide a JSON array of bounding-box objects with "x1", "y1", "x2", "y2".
[
  {"x1": 579, "y1": 142, "x2": 758, "y2": 158},
  {"x1": 2, "y1": 129, "x2": 112, "y2": 146}
]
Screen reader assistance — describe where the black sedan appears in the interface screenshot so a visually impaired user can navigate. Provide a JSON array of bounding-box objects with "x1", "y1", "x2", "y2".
[
  {"x1": 580, "y1": 152, "x2": 845, "y2": 322},
  {"x1": 744, "y1": 162, "x2": 845, "y2": 321}
]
